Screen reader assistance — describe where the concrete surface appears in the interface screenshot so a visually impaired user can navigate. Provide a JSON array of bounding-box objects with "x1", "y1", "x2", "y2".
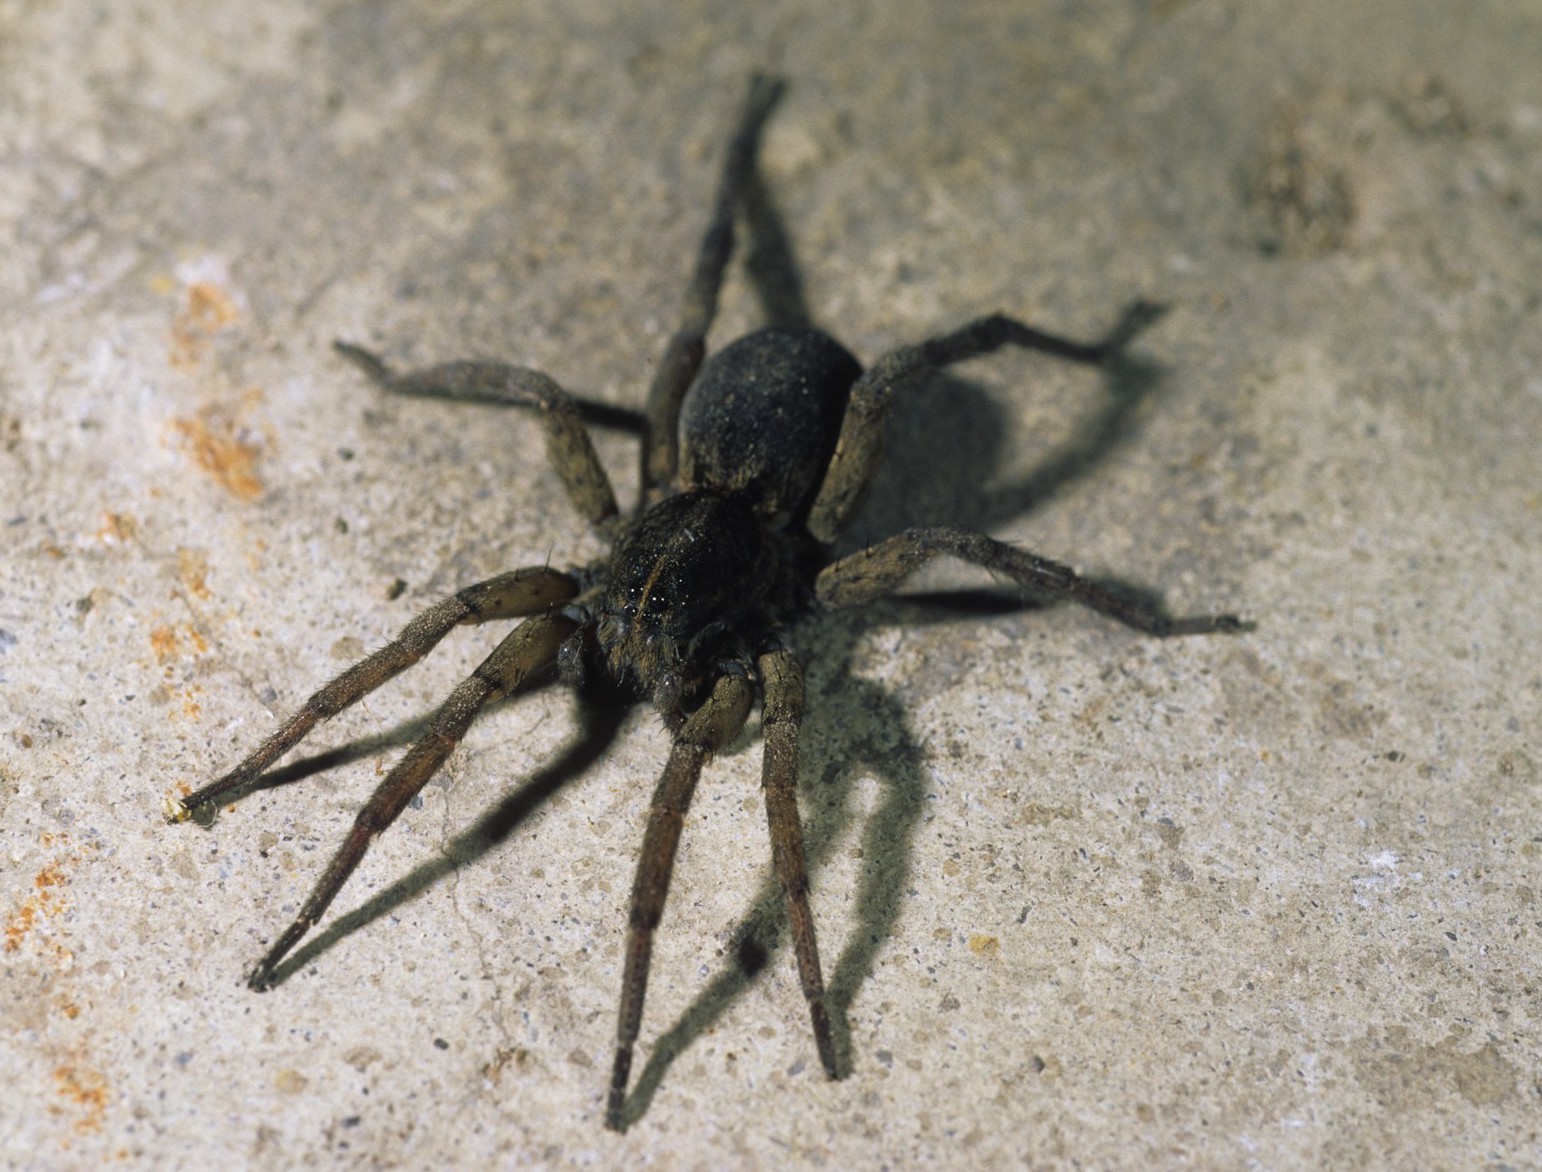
[{"x1": 3, "y1": 2, "x2": 1540, "y2": 1168}]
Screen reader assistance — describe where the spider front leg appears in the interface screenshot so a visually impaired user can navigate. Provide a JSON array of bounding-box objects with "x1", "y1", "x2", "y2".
[
  {"x1": 246, "y1": 610, "x2": 578, "y2": 990},
  {"x1": 166, "y1": 566, "x2": 579, "y2": 821},
  {"x1": 817, "y1": 526, "x2": 1245, "y2": 635},
  {"x1": 607, "y1": 669, "x2": 754, "y2": 1131},
  {"x1": 807, "y1": 301, "x2": 1166, "y2": 543},
  {"x1": 333, "y1": 342, "x2": 619, "y2": 525},
  {"x1": 757, "y1": 646, "x2": 837, "y2": 1080}
]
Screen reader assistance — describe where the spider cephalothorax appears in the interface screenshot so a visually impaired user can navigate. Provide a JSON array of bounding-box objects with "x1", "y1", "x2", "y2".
[
  {"x1": 595, "y1": 488, "x2": 777, "y2": 708},
  {"x1": 592, "y1": 323, "x2": 859, "y2": 710},
  {"x1": 167, "y1": 75, "x2": 1245, "y2": 1131}
]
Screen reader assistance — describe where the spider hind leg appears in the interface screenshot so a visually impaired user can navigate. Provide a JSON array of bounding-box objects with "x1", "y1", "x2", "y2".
[
  {"x1": 807, "y1": 301, "x2": 1166, "y2": 543},
  {"x1": 641, "y1": 73, "x2": 785, "y2": 498},
  {"x1": 333, "y1": 343, "x2": 620, "y2": 526},
  {"x1": 817, "y1": 526, "x2": 1246, "y2": 635}
]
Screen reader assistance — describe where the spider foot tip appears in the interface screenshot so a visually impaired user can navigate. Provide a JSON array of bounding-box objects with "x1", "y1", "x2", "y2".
[
  {"x1": 332, "y1": 340, "x2": 391, "y2": 382},
  {"x1": 162, "y1": 794, "x2": 194, "y2": 824},
  {"x1": 1207, "y1": 612, "x2": 1252, "y2": 634},
  {"x1": 603, "y1": 1096, "x2": 627, "y2": 1133}
]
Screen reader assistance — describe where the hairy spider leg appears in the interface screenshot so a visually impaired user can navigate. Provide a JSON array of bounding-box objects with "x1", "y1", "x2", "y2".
[
  {"x1": 246, "y1": 611, "x2": 579, "y2": 991},
  {"x1": 333, "y1": 343, "x2": 620, "y2": 525},
  {"x1": 166, "y1": 567, "x2": 580, "y2": 822},
  {"x1": 640, "y1": 74, "x2": 785, "y2": 499},
  {"x1": 817, "y1": 528, "x2": 1245, "y2": 634},
  {"x1": 756, "y1": 646, "x2": 837, "y2": 1077},
  {"x1": 607, "y1": 670, "x2": 755, "y2": 1131},
  {"x1": 806, "y1": 301, "x2": 1167, "y2": 543}
]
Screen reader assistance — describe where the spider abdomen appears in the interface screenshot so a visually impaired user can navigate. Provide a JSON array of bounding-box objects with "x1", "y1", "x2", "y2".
[{"x1": 679, "y1": 325, "x2": 861, "y2": 520}]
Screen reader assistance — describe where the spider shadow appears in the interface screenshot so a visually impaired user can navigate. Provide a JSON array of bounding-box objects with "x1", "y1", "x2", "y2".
[
  {"x1": 186, "y1": 672, "x2": 574, "y2": 822},
  {"x1": 256, "y1": 98, "x2": 816, "y2": 1006},
  {"x1": 612, "y1": 150, "x2": 1183, "y2": 1124},
  {"x1": 738, "y1": 120, "x2": 1170, "y2": 541},
  {"x1": 253, "y1": 679, "x2": 632, "y2": 988},
  {"x1": 239, "y1": 344, "x2": 1178, "y2": 1119},
  {"x1": 253, "y1": 132, "x2": 1190, "y2": 1117},
  {"x1": 615, "y1": 601, "x2": 942, "y2": 1126},
  {"x1": 857, "y1": 346, "x2": 1169, "y2": 544}
]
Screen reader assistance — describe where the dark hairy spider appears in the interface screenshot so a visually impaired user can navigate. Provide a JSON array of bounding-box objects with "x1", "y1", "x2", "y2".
[{"x1": 167, "y1": 75, "x2": 1245, "y2": 1130}]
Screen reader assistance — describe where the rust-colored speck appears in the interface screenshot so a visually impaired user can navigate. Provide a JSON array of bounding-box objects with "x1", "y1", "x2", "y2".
[
  {"x1": 96, "y1": 512, "x2": 139, "y2": 545},
  {"x1": 5, "y1": 901, "x2": 38, "y2": 951},
  {"x1": 149, "y1": 626, "x2": 178, "y2": 664},
  {"x1": 176, "y1": 548, "x2": 212, "y2": 599},
  {"x1": 169, "y1": 280, "x2": 239, "y2": 369},
  {"x1": 171, "y1": 408, "x2": 265, "y2": 500},
  {"x1": 5, "y1": 859, "x2": 70, "y2": 953},
  {"x1": 51, "y1": 1062, "x2": 108, "y2": 1134},
  {"x1": 149, "y1": 622, "x2": 209, "y2": 666},
  {"x1": 967, "y1": 934, "x2": 1000, "y2": 958}
]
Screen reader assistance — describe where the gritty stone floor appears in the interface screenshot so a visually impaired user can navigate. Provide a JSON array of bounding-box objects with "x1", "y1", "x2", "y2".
[{"x1": 2, "y1": 2, "x2": 1539, "y2": 1168}]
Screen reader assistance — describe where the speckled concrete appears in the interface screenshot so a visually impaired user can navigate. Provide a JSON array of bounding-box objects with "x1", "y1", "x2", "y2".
[{"x1": 3, "y1": 3, "x2": 1539, "y2": 1168}]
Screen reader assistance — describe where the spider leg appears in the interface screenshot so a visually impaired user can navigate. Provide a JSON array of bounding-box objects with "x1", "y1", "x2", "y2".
[
  {"x1": 817, "y1": 526, "x2": 1245, "y2": 635},
  {"x1": 807, "y1": 301, "x2": 1166, "y2": 542},
  {"x1": 246, "y1": 610, "x2": 578, "y2": 991},
  {"x1": 607, "y1": 669, "x2": 754, "y2": 1131},
  {"x1": 756, "y1": 646, "x2": 837, "y2": 1079},
  {"x1": 640, "y1": 73, "x2": 785, "y2": 498},
  {"x1": 333, "y1": 342, "x2": 619, "y2": 525},
  {"x1": 167, "y1": 566, "x2": 578, "y2": 822}
]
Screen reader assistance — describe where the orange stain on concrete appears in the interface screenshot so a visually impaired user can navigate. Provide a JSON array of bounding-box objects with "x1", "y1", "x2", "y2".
[
  {"x1": 4, "y1": 837, "x2": 80, "y2": 957},
  {"x1": 95, "y1": 512, "x2": 139, "y2": 544},
  {"x1": 169, "y1": 280, "x2": 239, "y2": 369},
  {"x1": 967, "y1": 933, "x2": 1000, "y2": 958},
  {"x1": 149, "y1": 623, "x2": 209, "y2": 665},
  {"x1": 176, "y1": 548, "x2": 212, "y2": 599},
  {"x1": 170, "y1": 408, "x2": 265, "y2": 500},
  {"x1": 51, "y1": 1061, "x2": 109, "y2": 1135},
  {"x1": 148, "y1": 625, "x2": 178, "y2": 663}
]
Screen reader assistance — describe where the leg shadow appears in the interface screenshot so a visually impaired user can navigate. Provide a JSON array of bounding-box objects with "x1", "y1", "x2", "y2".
[
  {"x1": 611, "y1": 610, "x2": 929, "y2": 1125},
  {"x1": 259, "y1": 688, "x2": 630, "y2": 985}
]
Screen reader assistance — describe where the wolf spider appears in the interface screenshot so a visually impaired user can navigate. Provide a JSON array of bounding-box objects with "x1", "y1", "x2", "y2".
[{"x1": 167, "y1": 75, "x2": 1244, "y2": 1129}]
